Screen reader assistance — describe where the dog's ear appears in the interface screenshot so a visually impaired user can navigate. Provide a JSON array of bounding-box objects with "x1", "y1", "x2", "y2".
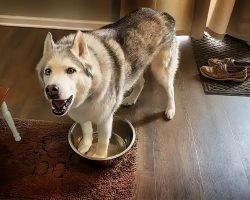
[
  {"x1": 43, "y1": 32, "x2": 55, "y2": 56},
  {"x1": 71, "y1": 31, "x2": 88, "y2": 58}
]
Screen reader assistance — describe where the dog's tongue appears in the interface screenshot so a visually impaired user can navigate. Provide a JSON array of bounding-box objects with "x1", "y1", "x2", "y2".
[{"x1": 53, "y1": 100, "x2": 65, "y2": 108}]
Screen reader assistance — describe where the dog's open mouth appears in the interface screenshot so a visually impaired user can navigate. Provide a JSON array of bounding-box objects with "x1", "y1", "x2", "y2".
[{"x1": 51, "y1": 95, "x2": 73, "y2": 116}]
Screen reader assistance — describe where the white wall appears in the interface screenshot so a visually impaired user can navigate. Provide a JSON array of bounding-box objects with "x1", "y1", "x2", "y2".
[{"x1": 0, "y1": 0, "x2": 117, "y2": 29}]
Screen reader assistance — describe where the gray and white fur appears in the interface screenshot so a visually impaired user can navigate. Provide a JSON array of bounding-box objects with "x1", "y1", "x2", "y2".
[{"x1": 36, "y1": 8, "x2": 179, "y2": 158}]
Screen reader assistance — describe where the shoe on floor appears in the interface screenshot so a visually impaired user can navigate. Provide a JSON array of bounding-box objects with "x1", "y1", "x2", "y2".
[
  {"x1": 208, "y1": 58, "x2": 250, "y2": 76},
  {"x1": 200, "y1": 64, "x2": 247, "y2": 82}
]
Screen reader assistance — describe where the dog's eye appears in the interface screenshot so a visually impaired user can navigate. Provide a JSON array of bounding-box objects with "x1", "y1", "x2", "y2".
[
  {"x1": 44, "y1": 68, "x2": 51, "y2": 76},
  {"x1": 66, "y1": 67, "x2": 76, "y2": 74}
]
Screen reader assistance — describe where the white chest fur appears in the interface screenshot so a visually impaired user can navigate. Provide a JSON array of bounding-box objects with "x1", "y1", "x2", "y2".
[{"x1": 68, "y1": 99, "x2": 109, "y2": 125}]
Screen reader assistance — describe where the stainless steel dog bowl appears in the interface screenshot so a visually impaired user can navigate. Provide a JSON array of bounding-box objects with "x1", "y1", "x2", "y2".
[{"x1": 68, "y1": 117, "x2": 136, "y2": 165}]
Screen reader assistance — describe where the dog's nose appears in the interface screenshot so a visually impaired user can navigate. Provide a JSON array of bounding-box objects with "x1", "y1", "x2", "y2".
[{"x1": 45, "y1": 85, "x2": 59, "y2": 99}]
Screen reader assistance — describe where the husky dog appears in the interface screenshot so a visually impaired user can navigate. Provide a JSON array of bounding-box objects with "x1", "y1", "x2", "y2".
[{"x1": 36, "y1": 8, "x2": 179, "y2": 158}]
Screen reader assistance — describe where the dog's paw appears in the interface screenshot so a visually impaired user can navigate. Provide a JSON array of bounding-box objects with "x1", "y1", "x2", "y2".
[
  {"x1": 86, "y1": 146, "x2": 96, "y2": 157},
  {"x1": 165, "y1": 108, "x2": 175, "y2": 120},
  {"x1": 122, "y1": 97, "x2": 136, "y2": 106},
  {"x1": 77, "y1": 140, "x2": 92, "y2": 155},
  {"x1": 86, "y1": 143, "x2": 108, "y2": 158},
  {"x1": 86, "y1": 147, "x2": 107, "y2": 158},
  {"x1": 92, "y1": 153, "x2": 107, "y2": 159}
]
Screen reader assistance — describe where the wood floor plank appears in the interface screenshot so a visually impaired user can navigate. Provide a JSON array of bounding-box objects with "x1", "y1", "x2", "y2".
[
  {"x1": 179, "y1": 37, "x2": 250, "y2": 200},
  {"x1": 119, "y1": 65, "x2": 204, "y2": 199},
  {"x1": 0, "y1": 26, "x2": 16, "y2": 54},
  {"x1": 149, "y1": 71, "x2": 203, "y2": 200},
  {"x1": 217, "y1": 97, "x2": 250, "y2": 185},
  {"x1": 118, "y1": 72, "x2": 157, "y2": 200}
]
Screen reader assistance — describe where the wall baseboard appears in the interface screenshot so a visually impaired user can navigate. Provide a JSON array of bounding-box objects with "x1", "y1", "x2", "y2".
[{"x1": 0, "y1": 15, "x2": 111, "y2": 30}]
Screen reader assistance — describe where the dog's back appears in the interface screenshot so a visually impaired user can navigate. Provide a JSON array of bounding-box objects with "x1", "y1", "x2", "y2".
[{"x1": 92, "y1": 8, "x2": 177, "y2": 90}]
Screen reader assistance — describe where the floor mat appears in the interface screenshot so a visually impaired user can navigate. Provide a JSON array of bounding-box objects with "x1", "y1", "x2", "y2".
[
  {"x1": 0, "y1": 118, "x2": 136, "y2": 200},
  {"x1": 191, "y1": 32, "x2": 250, "y2": 96}
]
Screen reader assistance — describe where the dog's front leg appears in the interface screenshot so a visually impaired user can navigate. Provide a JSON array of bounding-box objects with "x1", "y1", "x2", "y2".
[
  {"x1": 94, "y1": 115, "x2": 113, "y2": 158},
  {"x1": 77, "y1": 121, "x2": 93, "y2": 155}
]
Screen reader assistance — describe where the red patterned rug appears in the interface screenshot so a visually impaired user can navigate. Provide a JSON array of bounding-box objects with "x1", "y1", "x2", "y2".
[{"x1": 0, "y1": 118, "x2": 136, "y2": 200}]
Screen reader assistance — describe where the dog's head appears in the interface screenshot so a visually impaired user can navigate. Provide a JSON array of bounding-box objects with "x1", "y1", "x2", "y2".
[{"x1": 36, "y1": 31, "x2": 93, "y2": 116}]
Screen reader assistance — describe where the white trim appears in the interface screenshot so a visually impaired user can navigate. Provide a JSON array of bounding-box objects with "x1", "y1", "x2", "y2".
[{"x1": 0, "y1": 15, "x2": 111, "y2": 30}]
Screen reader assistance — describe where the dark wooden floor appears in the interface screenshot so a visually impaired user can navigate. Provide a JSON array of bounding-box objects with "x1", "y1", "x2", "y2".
[{"x1": 1, "y1": 26, "x2": 250, "y2": 200}]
